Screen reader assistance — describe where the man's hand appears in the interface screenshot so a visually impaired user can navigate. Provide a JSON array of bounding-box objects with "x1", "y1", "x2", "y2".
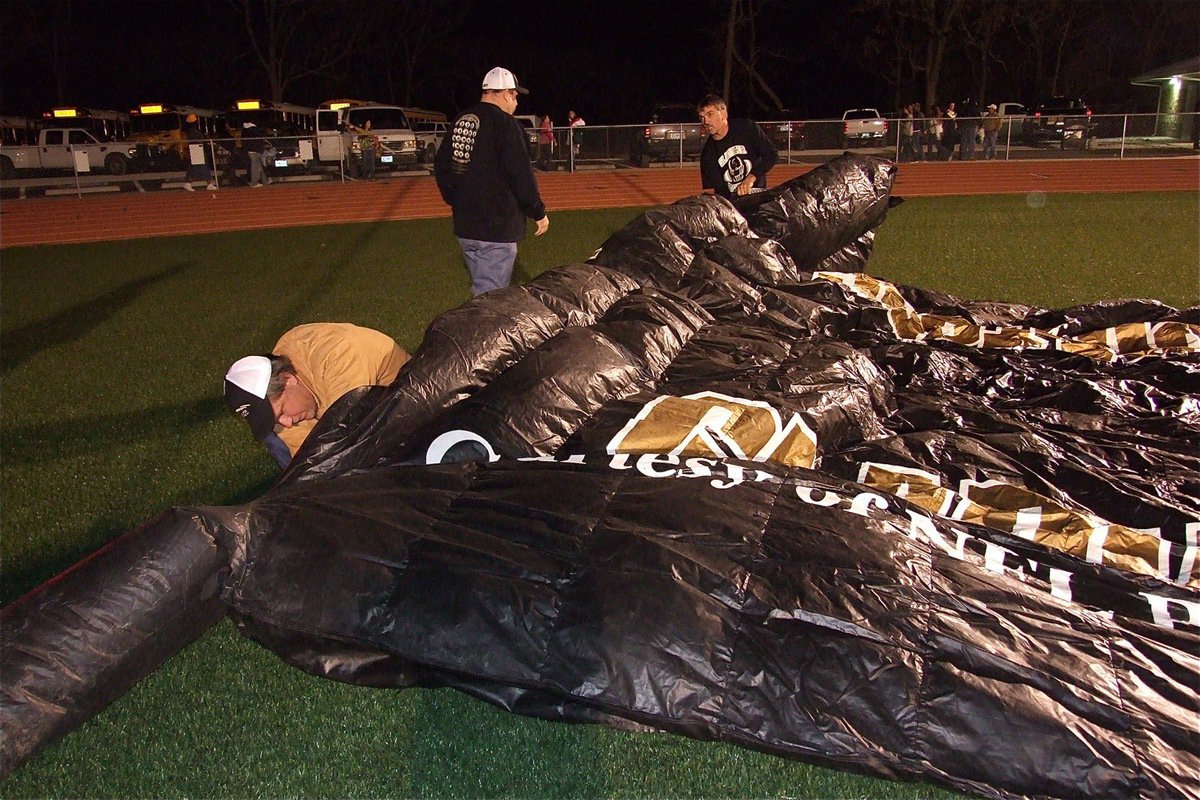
[
  {"x1": 735, "y1": 178, "x2": 756, "y2": 196},
  {"x1": 534, "y1": 216, "x2": 550, "y2": 236}
]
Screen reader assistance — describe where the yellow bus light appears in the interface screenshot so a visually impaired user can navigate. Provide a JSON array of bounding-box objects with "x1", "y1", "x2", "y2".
[
  {"x1": 140, "y1": 104, "x2": 164, "y2": 114},
  {"x1": 53, "y1": 108, "x2": 78, "y2": 118},
  {"x1": 237, "y1": 101, "x2": 261, "y2": 110},
  {"x1": 329, "y1": 102, "x2": 350, "y2": 110}
]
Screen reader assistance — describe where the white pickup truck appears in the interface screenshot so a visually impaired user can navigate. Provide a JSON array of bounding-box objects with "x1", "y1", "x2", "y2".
[
  {"x1": 841, "y1": 109, "x2": 889, "y2": 148},
  {"x1": 1, "y1": 127, "x2": 135, "y2": 178}
]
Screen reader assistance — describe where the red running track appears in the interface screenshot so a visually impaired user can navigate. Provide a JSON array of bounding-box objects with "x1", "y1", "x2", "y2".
[{"x1": 1, "y1": 157, "x2": 1197, "y2": 248}]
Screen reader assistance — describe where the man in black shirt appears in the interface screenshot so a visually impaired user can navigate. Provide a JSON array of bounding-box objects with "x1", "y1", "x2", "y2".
[
  {"x1": 698, "y1": 94, "x2": 778, "y2": 200},
  {"x1": 435, "y1": 67, "x2": 550, "y2": 296}
]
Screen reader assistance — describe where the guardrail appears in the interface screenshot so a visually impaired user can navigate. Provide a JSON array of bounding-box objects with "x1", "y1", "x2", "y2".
[{"x1": 2, "y1": 113, "x2": 1196, "y2": 199}]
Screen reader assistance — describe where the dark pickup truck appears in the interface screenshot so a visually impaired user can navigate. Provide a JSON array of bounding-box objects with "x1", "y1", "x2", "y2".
[
  {"x1": 629, "y1": 103, "x2": 704, "y2": 167},
  {"x1": 1022, "y1": 97, "x2": 1097, "y2": 148}
]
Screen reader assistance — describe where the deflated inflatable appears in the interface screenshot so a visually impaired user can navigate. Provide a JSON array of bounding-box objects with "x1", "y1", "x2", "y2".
[{"x1": 3, "y1": 155, "x2": 1197, "y2": 799}]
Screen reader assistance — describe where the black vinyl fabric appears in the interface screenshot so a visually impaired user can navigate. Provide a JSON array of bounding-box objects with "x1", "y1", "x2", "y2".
[{"x1": 2, "y1": 154, "x2": 1197, "y2": 798}]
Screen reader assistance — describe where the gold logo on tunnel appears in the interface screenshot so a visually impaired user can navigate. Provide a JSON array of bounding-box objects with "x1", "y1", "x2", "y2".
[{"x1": 606, "y1": 391, "x2": 818, "y2": 469}]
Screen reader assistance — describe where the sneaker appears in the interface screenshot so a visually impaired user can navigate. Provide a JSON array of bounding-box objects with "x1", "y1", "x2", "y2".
[
  {"x1": 264, "y1": 177, "x2": 273, "y2": 185},
  {"x1": 182, "y1": 182, "x2": 195, "y2": 192},
  {"x1": 206, "y1": 182, "x2": 218, "y2": 191},
  {"x1": 252, "y1": 183, "x2": 264, "y2": 188}
]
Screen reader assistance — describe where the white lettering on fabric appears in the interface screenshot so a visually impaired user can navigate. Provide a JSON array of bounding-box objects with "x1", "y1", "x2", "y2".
[{"x1": 1139, "y1": 592, "x2": 1200, "y2": 630}]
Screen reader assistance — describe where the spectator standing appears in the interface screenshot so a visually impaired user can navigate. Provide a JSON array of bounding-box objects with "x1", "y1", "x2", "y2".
[
  {"x1": 958, "y1": 98, "x2": 981, "y2": 161},
  {"x1": 241, "y1": 122, "x2": 272, "y2": 187},
  {"x1": 942, "y1": 102, "x2": 958, "y2": 160},
  {"x1": 224, "y1": 322, "x2": 411, "y2": 468},
  {"x1": 910, "y1": 103, "x2": 924, "y2": 160},
  {"x1": 434, "y1": 67, "x2": 549, "y2": 296},
  {"x1": 697, "y1": 94, "x2": 778, "y2": 200},
  {"x1": 220, "y1": 120, "x2": 246, "y2": 185},
  {"x1": 925, "y1": 106, "x2": 943, "y2": 160},
  {"x1": 355, "y1": 119, "x2": 380, "y2": 180},
  {"x1": 567, "y1": 109, "x2": 585, "y2": 164},
  {"x1": 981, "y1": 104, "x2": 1003, "y2": 160},
  {"x1": 898, "y1": 103, "x2": 918, "y2": 162},
  {"x1": 183, "y1": 113, "x2": 216, "y2": 191},
  {"x1": 537, "y1": 114, "x2": 555, "y2": 170}
]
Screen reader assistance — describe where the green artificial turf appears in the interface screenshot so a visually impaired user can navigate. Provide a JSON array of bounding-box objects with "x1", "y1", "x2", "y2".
[{"x1": 1, "y1": 193, "x2": 1196, "y2": 798}]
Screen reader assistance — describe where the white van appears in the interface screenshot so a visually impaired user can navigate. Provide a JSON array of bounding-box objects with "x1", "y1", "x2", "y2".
[{"x1": 315, "y1": 99, "x2": 419, "y2": 175}]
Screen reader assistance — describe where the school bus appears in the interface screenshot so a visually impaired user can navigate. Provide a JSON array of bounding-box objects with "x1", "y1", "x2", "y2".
[
  {"x1": 128, "y1": 103, "x2": 220, "y2": 170},
  {"x1": 223, "y1": 99, "x2": 317, "y2": 172},
  {"x1": 1, "y1": 115, "x2": 39, "y2": 147},
  {"x1": 43, "y1": 107, "x2": 131, "y2": 142}
]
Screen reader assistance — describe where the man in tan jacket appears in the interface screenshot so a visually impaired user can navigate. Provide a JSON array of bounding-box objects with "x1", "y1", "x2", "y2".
[{"x1": 224, "y1": 322, "x2": 411, "y2": 467}]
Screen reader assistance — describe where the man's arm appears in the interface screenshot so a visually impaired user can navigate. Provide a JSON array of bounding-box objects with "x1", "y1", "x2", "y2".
[
  {"x1": 698, "y1": 141, "x2": 720, "y2": 194},
  {"x1": 500, "y1": 118, "x2": 548, "y2": 227},
  {"x1": 748, "y1": 120, "x2": 778, "y2": 185},
  {"x1": 433, "y1": 122, "x2": 459, "y2": 205}
]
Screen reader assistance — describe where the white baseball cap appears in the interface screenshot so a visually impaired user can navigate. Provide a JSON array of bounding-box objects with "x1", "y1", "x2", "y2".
[
  {"x1": 224, "y1": 355, "x2": 276, "y2": 440},
  {"x1": 482, "y1": 67, "x2": 528, "y2": 95}
]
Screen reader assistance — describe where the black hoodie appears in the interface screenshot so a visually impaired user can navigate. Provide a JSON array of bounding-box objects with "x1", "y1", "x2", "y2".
[{"x1": 434, "y1": 101, "x2": 546, "y2": 243}]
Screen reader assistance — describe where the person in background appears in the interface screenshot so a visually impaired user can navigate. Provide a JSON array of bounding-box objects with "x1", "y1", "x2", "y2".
[
  {"x1": 566, "y1": 109, "x2": 585, "y2": 164},
  {"x1": 182, "y1": 113, "x2": 217, "y2": 191},
  {"x1": 697, "y1": 93, "x2": 778, "y2": 200},
  {"x1": 898, "y1": 103, "x2": 918, "y2": 162},
  {"x1": 981, "y1": 103, "x2": 1003, "y2": 160},
  {"x1": 958, "y1": 97, "x2": 981, "y2": 161},
  {"x1": 354, "y1": 119, "x2": 380, "y2": 180},
  {"x1": 241, "y1": 121, "x2": 272, "y2": 187},
  {"x1": 537, "y1": 114, "x2": 555, "y2": 171},
  {"x1": 941, "y1": 101, "x2": 958, "y2": 160},
  {"x1": 434, "y1": 67, "x2": 550, "y2": 296},
  {"x1": 925, "y1": 106, "x2": 944, "y2": 160},
  {"x1": 910, "y1": 102, "x2": 924, "y2": 161},
  {"x1": 223, "y1": 322, "x2": 411, "y2": 468},
  {"x1": 220, "y1": 120, "x2": 246, "y2": 185}
]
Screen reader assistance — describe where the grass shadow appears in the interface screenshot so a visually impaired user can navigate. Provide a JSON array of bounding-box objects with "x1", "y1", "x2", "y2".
[
  {"x1": 1, "y1": 262, "x2": 194, "y2": 374},
  {"x1": 1, "y1": 396, "x2": 228, "y2": 466},
  {"x1": 0, "y1": 468, "x2": 278, "y2": 606}
]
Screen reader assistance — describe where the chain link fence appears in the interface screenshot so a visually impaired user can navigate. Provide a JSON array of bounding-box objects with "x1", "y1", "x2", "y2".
[{"x1": 3, "y1": 113, "x2": 1196, "y2": 199}]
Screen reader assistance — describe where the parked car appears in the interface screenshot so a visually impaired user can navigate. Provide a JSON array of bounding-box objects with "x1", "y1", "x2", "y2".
[
  {"x1": 513, "y1": 114, "x2": 540, "y2": 158},
  {"x1": 993, "y1": 101, "x2": 1028, "y2": 140},
  {"x1": 762, "y1": 109, "x2": 806, "y2": 151},
  {"x1": 1022, "y1": 97, "x2": 1096, "y2": 148},
  {"x1": 404, "y1": 108, "x2": 449, "y2": 165},
  {"x1": 629, "y1": 103, "x2": 704, "y2": 167},
  {"x1": 841, "y1": 108, "x2": 888, "y2": 148}
]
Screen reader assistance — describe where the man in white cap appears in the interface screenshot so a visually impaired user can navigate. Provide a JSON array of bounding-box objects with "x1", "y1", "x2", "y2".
[
  {"x1": 981, "y1": 103, "x2": 1003, "y2": 160},
  {"x1": 223, "y1": 323, "x2": 411, "y2": 467},
  {"x1": 434, "y1": 66, "x2": 549, "y2": 296}
]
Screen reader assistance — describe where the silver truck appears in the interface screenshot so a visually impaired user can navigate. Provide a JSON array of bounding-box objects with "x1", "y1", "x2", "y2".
[
  {"x1": 841, "y1": 108, "x2": 888, "y2": 148},
  {"x1": 1, "y1": 127, "x2": 135, "y2": 178}
]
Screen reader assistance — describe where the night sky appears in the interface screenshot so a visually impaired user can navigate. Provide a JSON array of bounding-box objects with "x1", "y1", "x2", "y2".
[{"x1": 1, "y1": 0, "x2": 1194, "y2": 124}]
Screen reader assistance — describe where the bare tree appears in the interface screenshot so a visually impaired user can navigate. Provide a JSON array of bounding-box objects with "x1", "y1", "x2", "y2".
[
  {"x1": 232, "y1": 0, "x2": 370, "y2": 102},
  {"x1": 1011, "y1": 0, "x2": 1081, "y2": 97},
  {"x1": 361, "y1": 1, "x2": 466, "y2": 106},
  {"x1": 960, "y1": 0, "x2": 1010, "y2": 103},
  {"x1": 861, "y1": 0, "x2": 966, "y2": 110},
  {"x1": 717, "y1": 0, "x2": 786, "y2": 112}
]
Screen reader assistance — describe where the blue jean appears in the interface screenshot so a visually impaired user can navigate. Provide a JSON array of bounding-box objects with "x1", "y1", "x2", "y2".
[
  {"x1": 457, "y1": 237, "x2": 518, "y2": 296},
  {"x1": 263, "y1": 431, "x2": 292, "y2": 469},
  {"x1": 982, "y1": 130, "x2": 999, "y2": 160}
]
